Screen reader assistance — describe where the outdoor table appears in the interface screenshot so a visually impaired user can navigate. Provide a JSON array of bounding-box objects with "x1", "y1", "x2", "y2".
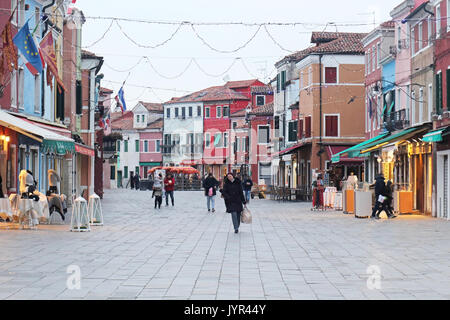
[
  {"x1": 17, "y1": 198, "x2": 43, "y2": 229},
  {"x1": 0, "y1": 198, "x2": 13, "y2": 220}
]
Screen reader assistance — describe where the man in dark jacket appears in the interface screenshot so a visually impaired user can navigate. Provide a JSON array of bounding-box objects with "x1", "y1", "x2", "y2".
[
  {"x1": 370, "y1": 174, "x2": 395, "y2": 219},
  {"x1": 203, "y1": 173, "x2": 219, "y2": 212},
  {"x1": 371, "y1": 174, "x2": 387, "y2": 219},
  {"x1": 379, "y1": 180, "x2": 396, "y2": 219},
  {"x1": 222, "y1": 173, "x2": 246, "y2": 233},
  {"x1": 242, "y1": 175, "x2": 253, "y2": 203}
]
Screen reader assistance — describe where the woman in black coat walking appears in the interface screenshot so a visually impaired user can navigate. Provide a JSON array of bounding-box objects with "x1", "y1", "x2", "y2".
[{"x1": 222, "y1": 172, "x2": 246, "y2": 233}]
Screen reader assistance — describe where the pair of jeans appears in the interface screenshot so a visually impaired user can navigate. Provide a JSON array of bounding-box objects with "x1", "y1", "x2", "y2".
[
  {"x1": 206, "y1": 196, "x2": 215, "y2": 210},
  {"x1": 154, "y1": 196, "x2": 162, "y2": 208},
  {"x1": 244, "y1": 190, "x2": 251, "y2": 203},
  {"x1": 231, "y1": 211, "x2": 241, "y2": 231},
  {"x1": 165, "y1": 190, "x2": 174, "y2": 205}
]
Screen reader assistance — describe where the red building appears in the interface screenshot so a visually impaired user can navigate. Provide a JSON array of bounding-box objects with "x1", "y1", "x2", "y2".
[{"x1": 203, "y1": 80, "x2": 273, "y2": 179}]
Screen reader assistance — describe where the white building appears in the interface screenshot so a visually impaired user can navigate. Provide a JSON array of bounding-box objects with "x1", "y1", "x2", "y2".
[{"x1": 163, "y1": 98, "x2": 204, "y2": 168}]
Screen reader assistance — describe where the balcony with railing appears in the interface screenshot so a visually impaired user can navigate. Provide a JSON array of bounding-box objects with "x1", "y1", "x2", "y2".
[{"x1": 383, "y1": 109, "x2": 410, "y2": 132}]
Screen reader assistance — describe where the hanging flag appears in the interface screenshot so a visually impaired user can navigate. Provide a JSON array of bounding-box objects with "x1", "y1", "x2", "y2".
[
  {"x1": 1, "y1": 20, "x2": 18, "y2": 75},
  {"x1": 368, "y1": 96, "x2": 373, "y2": 118},
  {"x1": 115, "y1": 86, "x2": 127, "y2": 112},
  {"x1": 39, "y1": 31, "x2": 66, "y2": 92},
  {"x1": 13, "y1": 21, "x2": 43, "y2": 75}
]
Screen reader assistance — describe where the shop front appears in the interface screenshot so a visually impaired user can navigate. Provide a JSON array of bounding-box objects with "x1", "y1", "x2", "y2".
[
  {"x1": 0, "y1": 109, "x2": 75, "y2": 200},
  {"x1": 359, "y1": 125, "x2": 432, "y2": 215}
]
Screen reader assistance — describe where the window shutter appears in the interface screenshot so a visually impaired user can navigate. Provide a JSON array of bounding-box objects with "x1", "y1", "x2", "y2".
[
  {"x1": 305, "y1": 117, "x2": 311, "y2": 138},
  {"x1": 299, "y1": 119, "x2": 303, "y2": 138},
  {"x1": 76, "y1": 80, "x2": 82, "y2": 114},
  {"x1": 276, "y1": 74, "x2": 280, "y2": 93},
  {"x1": 281, "y1": 71, "x2": 286, "y2": 90},
  {"x1": 447, "y1": 69, "x2": 450, "y2": 110},
  {"x1": 325, "y1": 67, "x2": 337, "y2": 83}
]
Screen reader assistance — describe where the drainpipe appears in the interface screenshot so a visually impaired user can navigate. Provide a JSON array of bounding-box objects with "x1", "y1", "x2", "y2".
[{"x1": 319, "y1": 54, "x2": 323, "y2": 171}]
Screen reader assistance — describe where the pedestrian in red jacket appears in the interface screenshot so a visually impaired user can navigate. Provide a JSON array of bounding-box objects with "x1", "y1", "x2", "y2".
[{"x1": 164, "y1": 173, "x2": 175, "y2": 206}]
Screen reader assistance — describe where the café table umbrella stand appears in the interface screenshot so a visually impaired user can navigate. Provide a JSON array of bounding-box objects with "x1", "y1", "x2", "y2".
[
  {"x1": 88, "y1": 193, "x2": 103, "y2": 226},
  {"x1": 70, "y1": 197, "x2": 91, "y2": 232}
]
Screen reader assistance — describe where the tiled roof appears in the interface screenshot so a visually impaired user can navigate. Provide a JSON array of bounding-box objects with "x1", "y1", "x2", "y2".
[
  {"x1": 166, "y1": 85, "x2": 249, "y2": 104},
  {"x1": 225, "y1": 79, "x2": 259, "y2": 88},
  {"x1": 249, "y1": 102, "x2": 274, "y2": 116},
  {"x1": 100, "y1": 87, "x2": 113, "y2": 94},
  {"x1": 251, "y1": 85, "x2": 273, "y2": 94},
  {"x1": 230, "y1": 108, "x2": 247, "y2": 118},
  {"x1": 147, "y1": 119, "x2": 163, "y2": 129},
  {"x1": 380, "y1": 20, "x2": 395, "y2": 29},
  {"x1": 111, "y1": 111, "x2": 133, "y2": 130},
  {"x1": 276, "y1": 31, "x2": 367, "y2": 67},
  {"x1": 139, "y1": 101, "x2": 163, "y2": 113}
]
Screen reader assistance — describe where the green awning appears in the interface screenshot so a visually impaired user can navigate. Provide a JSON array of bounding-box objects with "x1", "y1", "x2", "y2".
[
  {"x1": 331, "y1": 133, "x2": 389, "y2": 163},
  {"x1": 422, "y1": 129, "x2": 445, "y2": 142},
  {"x1": 41, "y1": 139, "x2": 75, "y2": 155},
  {"x1": 139, "y1": 162, "x2": 161, "y2": 166},
  {"x1": 360, "y1": 126, "x2": 429, "y2": 154}
]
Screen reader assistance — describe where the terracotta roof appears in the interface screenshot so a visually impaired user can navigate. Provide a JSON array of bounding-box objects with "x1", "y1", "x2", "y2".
[
  {"x1": 111, "y1": 111, "x2": 133, "y2": 130},
  {"x1": 251, "y1": 85, "x2": 274, "y2": 94},
  {"x1": 81, "y1": 50, "x2": 102, "y2": 59},
  {"x1": 139, "y1": 101, "x2": 163, "y2": 113},
  {"x1": 249, "y1": 102, "x2": 274, "y2": 116},
  {"x1": 380, "y1": 20, "x2": 395, "y2": 29},
  {"x1": 225, "y1": 79, "x2": 259, "y2": 88},
  {"x1": 100, "y1": 87, "x2": 113, "y2": 94},
  {"x1": 147, "y1": 119, "x2": 163, "y2": 129},
  {"x1": 166, "y1": 85, "x2": 249, "y2": 104},
  {"x1": 276, "y1": 31, "x2": 367, "y2": 67},
  {"x1": 230, "y1": 108, "x2": 247, "y2": 118}
]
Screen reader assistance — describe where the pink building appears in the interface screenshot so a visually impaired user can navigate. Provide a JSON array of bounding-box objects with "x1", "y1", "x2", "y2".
[{"x1": 139, "y1": 119, "x2": 163, "y2": 179}]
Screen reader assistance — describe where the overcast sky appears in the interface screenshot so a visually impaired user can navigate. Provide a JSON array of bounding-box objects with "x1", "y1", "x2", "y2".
[{"x1": 76, "y1": 0, "x2": 401, "y2": 107}]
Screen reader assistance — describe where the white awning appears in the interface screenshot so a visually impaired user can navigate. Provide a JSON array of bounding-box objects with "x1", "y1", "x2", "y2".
[{"x1": 0, "y1": 109, "x2": 75, "y2": 155}]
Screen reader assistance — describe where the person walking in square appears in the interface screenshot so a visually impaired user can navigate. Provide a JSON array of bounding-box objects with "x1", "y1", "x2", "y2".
[
  {"x1": 134, "y1": 173, "x2": 140, "y2": 191},
  {"x1": 242, "y1": 174, "x2": 253, "y2": 203},
  {"x1": 222, "y1": 172, "x2": 246, "y2": 233},
  {"x1": 378, "y1": 180, "x2": 396, "y2": 219},
  {"x1": 164, "y1": 173, "x2": 175, "y2": 206},
  {"x1": 370, "y1": 174, "x2": 385, "y2": 219},
  {"x1": 152, "y1": 173, "x2": 163, "y2": 209},
  {"x1": 203, "y1": 172, "x2": 219, "y2": 213},
  {"x1": 129, "y1": 172, "x2": 135, "y2": 190}
]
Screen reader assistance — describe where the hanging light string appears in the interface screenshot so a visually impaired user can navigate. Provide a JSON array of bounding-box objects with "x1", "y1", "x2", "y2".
[{"x1": 115, "y1": 20, "x2": 184, "y2": 49}]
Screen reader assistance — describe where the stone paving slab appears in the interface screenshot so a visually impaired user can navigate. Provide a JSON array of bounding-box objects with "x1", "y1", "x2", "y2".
[{"x1": 0, "y1": 188, "x2": 449, "y2": 300}]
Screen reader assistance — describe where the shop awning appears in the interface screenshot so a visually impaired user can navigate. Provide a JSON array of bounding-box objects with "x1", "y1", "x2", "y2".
[
  {"x1": 331, "y1": 133, "x2": 388, "y2": 163},
  {"x1": 277, "y1": 142, "x2": 306, "y2": 157},
  {"x1": 139, "y1": 162, "x2": 161, "y2": 166},
  {"x1": 327, "y1": 145, "x2": 364, "y2": 164},
  {"x1": 75, "y1": 143, "x2": 95, "y2": 157},
  {"x1": 422, "y1": 128, "x2": 447, "y2": 142},
  {"x1": 360, "y1": 126, "x2": 429, "y2": 154},
  {"x1": 0, "y1": 109, "x2": 75, "y2": 155}
]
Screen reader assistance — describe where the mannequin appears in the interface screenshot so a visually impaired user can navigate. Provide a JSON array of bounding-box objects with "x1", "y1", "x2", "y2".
[
  {"x1": 48, "y1": 169, "x2": 60, "y2": 194},
  {"x1": 19, "y1": 169, "x2": 39, "y2": 201},
  {"x1": 347, "y1": 171, "x2": 358, "y2": 190}
]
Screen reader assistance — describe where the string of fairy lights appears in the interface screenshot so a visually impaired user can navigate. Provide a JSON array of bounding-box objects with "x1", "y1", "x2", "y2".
[{"x1": 0, "y1": 5, "x2": 447, "y2": 105}]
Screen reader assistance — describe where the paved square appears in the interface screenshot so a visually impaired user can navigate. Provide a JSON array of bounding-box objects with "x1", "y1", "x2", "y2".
[{"x1": 0, "y1": 189, "x2": 449, "y2": 300}]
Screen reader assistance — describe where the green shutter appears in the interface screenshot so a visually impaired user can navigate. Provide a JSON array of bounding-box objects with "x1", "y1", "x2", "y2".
[
  {"x1": 135, "y1": 140, "x2": 139, "y2": 152},
  {"x1": 124, "y1": 140, "x2": 128, "y2": 152},
  {"x1": 281, "y1": 71, "x2": 286, "y2": 90},
  {"x1": 437, "y1": 73, "x2": 443, "y2": 114},
  {"x1": 124, "y1": 166, "x2": 128, "y2": 178},
  {"x1": 276, "y1": 74, "x2": 280, "y2": 93}
]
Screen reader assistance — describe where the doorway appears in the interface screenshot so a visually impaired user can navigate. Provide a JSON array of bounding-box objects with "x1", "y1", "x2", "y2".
[{"x1": 117, "y1": 170, "x2": 122, "y2": 188}]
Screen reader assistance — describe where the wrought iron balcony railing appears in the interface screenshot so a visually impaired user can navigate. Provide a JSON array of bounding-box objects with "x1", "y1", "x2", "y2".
[{"x1": 383, "y1": 109, "x2": 409, "y2": 132}]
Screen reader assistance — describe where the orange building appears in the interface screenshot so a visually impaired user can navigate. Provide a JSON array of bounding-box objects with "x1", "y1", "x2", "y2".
[{"x1": 278, "y1": 32, "x2": 367, "y2": 190}]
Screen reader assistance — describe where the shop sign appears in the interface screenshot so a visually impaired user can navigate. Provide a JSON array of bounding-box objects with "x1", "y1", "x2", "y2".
[
  {"x1": 282, "y1": 154, "x2": 292, "y2": 161},
  {"x1": 75, "y1": 144, "x2": 95, "y2": 157}
]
